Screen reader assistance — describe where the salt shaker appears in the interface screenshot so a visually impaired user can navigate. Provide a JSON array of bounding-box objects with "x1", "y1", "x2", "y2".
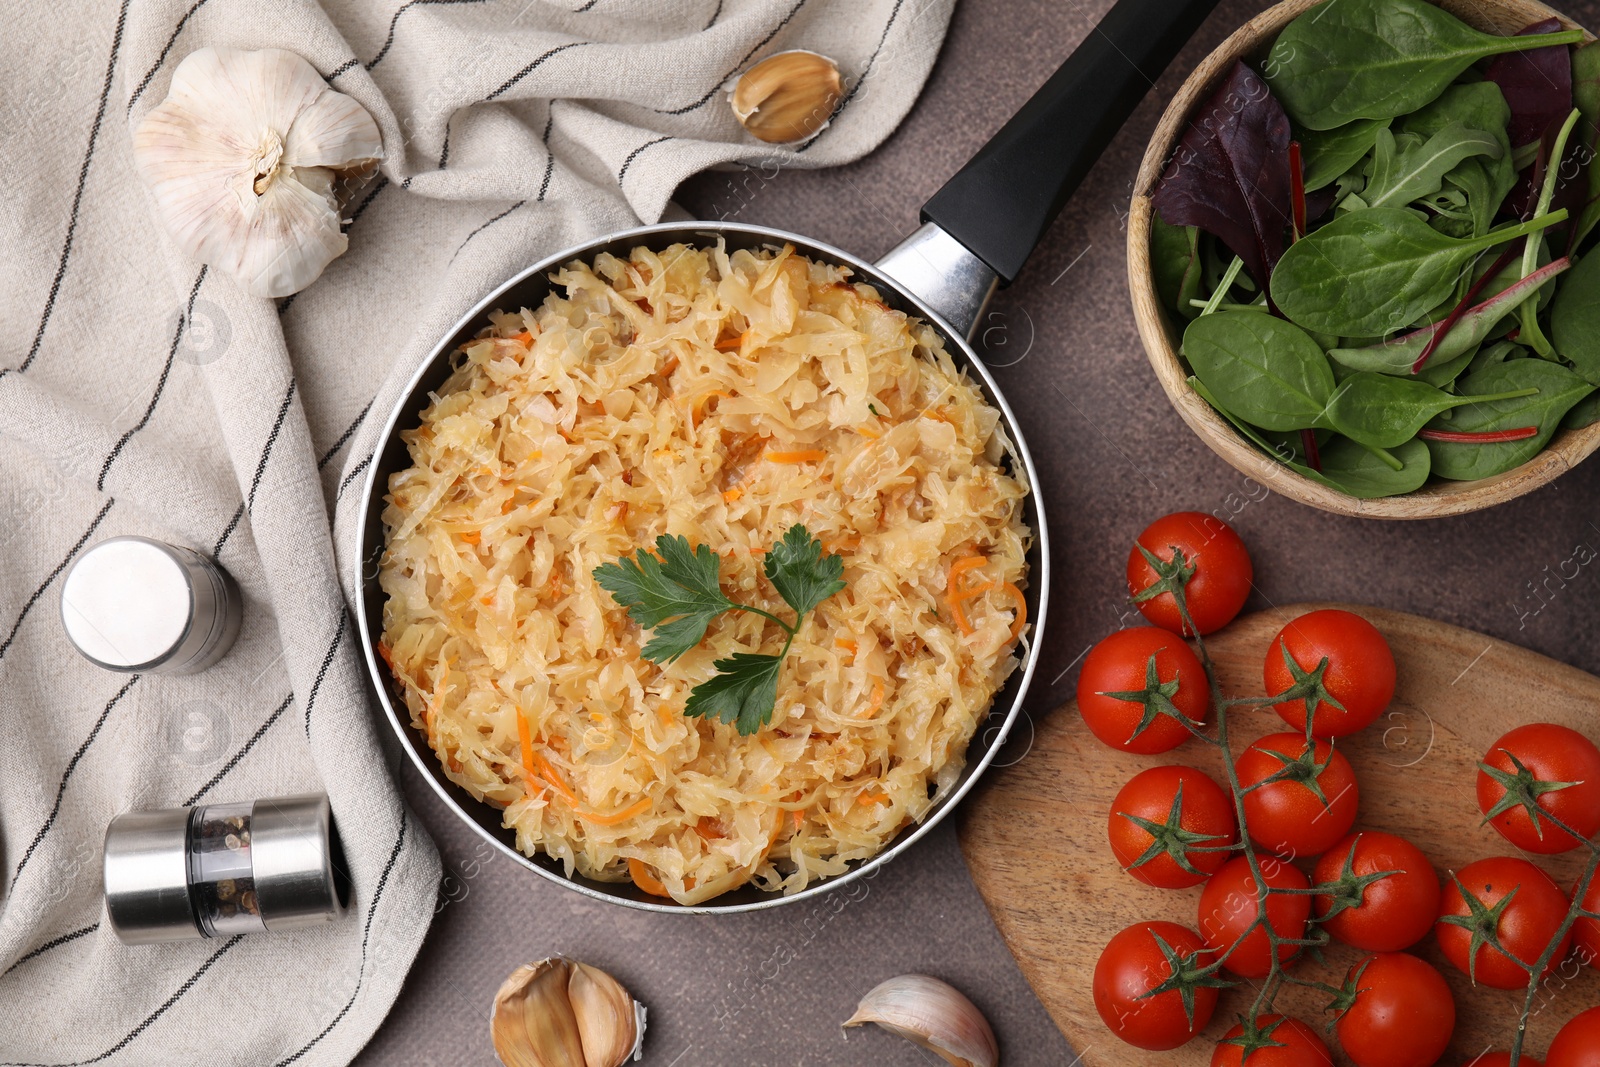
[
  {"x1": 102, "y1": 793, "x2": 348, "y2": 945},
  {"x1": 60, "y1": 535, "x2": 242, "y2": 674}
]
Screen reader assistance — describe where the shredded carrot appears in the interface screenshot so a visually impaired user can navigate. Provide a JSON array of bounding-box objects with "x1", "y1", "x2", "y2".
[
  {"x1": 479, "y1": 595, "x2": 495, "y2": 607},
  {"x1": 376, "y1": 641, "x2": 395, "y2": 673},
  {"x1": 946, "y1": 555, "x2": 987, "y2": 593},
  {"x1": 854, "y1": 425, "x2": 882, "y2": 440},
  {"x1": 1000, "y1": 581, "x2": 1028, "y2": 641},
  {"x1": 862, "y1": 681, "x2": 885, "y2": 717},
  {"x1": 723, "y1": 488, "x2": 743, "y2": 503},
  {"x1": 922, "y1": 407, "x2": 953, "y2": 424},
  {"x1": 608, "y1": 502, "x2": 628, "y2": 522},
  {"x1": 948, "y1": 582, "x2": 994, "y2": 635},
  {"x1": 858, "y1": 790, "x2": 891, "y2": 806},
  {"x1": 835, "y1": 638, "x2": 858, "y2": 654},
  {"x1": 459, "y1": 530, "x2": 481, "y2": 545},
  {"x1": 792, "y1": 808, "x2": 805, "y2": 830},
  {"x1": 516, "y1": 709, "x2": 535, "y2": 797},
  {"x1": 764, "y1": 449, "x2": 827, "y2": 464},
  {"x1": 656, "y1": 354, "x2": 679, "y2": 378},
  {"x1": 627, "y1": 858, "x2": 672, "y2": 898},
  {"x1": 714, "y1": 330, "x2": 749, "y2": 352},
  {"x1": 692, "y1": 389, "x2": 733, "y2": 426},
  {"x1": 534, "y1": 754, "x2": 581, "y2": 806},
  {"x1": 695, "y1": 816, "x2": 726, "y2": 840},
  {"x1": 576, "y1": 796, "x2": 653, "y2": 825},
  {"x1": 512, "y1": 330, "x2": 533, "y2": 345}
]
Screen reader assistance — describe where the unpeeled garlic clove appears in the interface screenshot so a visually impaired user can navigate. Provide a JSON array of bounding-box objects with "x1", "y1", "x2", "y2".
[
  {"x1": 843, "y1": 975, "x2": 999, "y2": 1067},
  {"x1": 491, "y1": 958, "x2": 644, "y2": 1067},
  {"x1": 132, "y1": 47, "x2": 383, "y2": 298},
  {"x1": 729, "y1": 50, "x2": 843, "y2": 144}
]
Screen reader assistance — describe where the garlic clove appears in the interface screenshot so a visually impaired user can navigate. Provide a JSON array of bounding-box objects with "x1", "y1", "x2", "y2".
[
  {"x1": 491, "y1": 959, "x2": 645, "y2": 1067},
  {"x1": 843, "y1": 975, "x2": 999, "y2": 1067},
  {"x1": 729, "y1": 50, "x2": 843, "y2": 144},
  {"x1": 132, "y1": 47, "x2": 382, "y2": 299}
]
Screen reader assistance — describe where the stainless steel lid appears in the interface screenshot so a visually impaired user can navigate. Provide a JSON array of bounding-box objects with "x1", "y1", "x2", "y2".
[
  {"x1": 251, "y1": 794, "x2": 347, "y2": 931},
  {"x1": 102, "y1": 808, "x2": 203, "y2": 945},
  {"x1": 60, "y1": 536, "x2": 242, "y2": 674}
]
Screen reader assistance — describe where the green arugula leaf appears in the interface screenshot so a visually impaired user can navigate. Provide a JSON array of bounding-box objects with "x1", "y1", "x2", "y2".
[
  {"x1": 684, "y1": 652, "x2": 784, "y2": 735},
  {"x1": 593, "y1": 534, "x2": 735, "y2": 663},
  {"x1": 764, "y1": 524, "x2": 846, "y2": 619}
]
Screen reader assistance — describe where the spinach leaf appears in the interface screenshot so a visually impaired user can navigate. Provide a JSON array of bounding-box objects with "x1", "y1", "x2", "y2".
[
  {"x1": 1271, "y1": 208, "x2": 1567, "y2": 336},
  {"x1": 1402, "y1": 82, "x2": 1518, "y2": 238},
  {"x1": 1468, "y1": 340, "x2": 1524, "y2": 376},
  {"x1": 1316, "y1": 371, "x2": 1535, "y2": 449},
  {"x1": 1183, "y1": 309, "x2": 1334, "y2": 430},
  {"x1": 1572, "y1": 42, "x2": 1600, "y2": 249},
  {"x1": 1563, "y1": 390, "x2": 1600, "y2": 429},
  {"x1": 1151, "y1": 217, "x2": 1204, "y2": 322},
  {"x1": 1299, "y1": 119, "x2": 1385, "y2": 192},
  {"x1": 1153, "y1": 62, "x2": 1294, "y2": 294},
  {"x1": 1265, "y1": 0, "x2": 1585, "y2": 131},
  {"x1": 1424, "y1": 359, "x2": 1596, "y2": 479},
  {"x1": 1326, "y1": 257, "x2": 1570, "y2": 374},
  {"x1": 1552, "y1": 250, "x2": 1600, "y2": 383},
  {"x1": 1361, "y1": 124, "x2": 1503, "y2": 211},
  {"x1": 1485, "y1": 19, "x2": 1576, "y2": 150}
]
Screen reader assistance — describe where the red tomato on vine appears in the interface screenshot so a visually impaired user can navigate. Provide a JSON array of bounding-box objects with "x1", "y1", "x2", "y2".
[
  {"x1": 1436, "y1": 856, "x2": 1572, "y2": 990},
  {"x1": 1312, "y1": 831, "x2": 1440, "y2": 953},
  {"x1": 1331, "y1": 952, "x2": 1455, "y2": 1067},
  {"x1": 1572, "y1": 872, "x2": 1600, "y2": 967},
  {"x1": 1547, "y1": 1006, "x2": 1600, "y2": 1067},
  {"x1": 1236, "y1": 732, "x2": 1359, "y2": 858},
  {"x1": 1209, "y1": 1015, "x2": 1332, "y2": 1067},
  {"x1": 1126, "y1": 512, "x2": 1253, "y2": 636},
  {"x1": 1477, "y1": 722, "x2": 1600, "y2": 855},
  {"x1": 1263, "y1": 609, "x2": 1395, "y2": 739},
  {"x1": 1077, "y1": 627, "x2": 1210, "y2": 754},
  {"x1": 1092, "y1": 921, "x2": 1224, "y2": 1051},
  {"x1": 1109, "y1": 765, "x2": 1238, "y2": 889},
  {"x1": 1198, "y1": 855, "x2": 1311, "y2": 978}
]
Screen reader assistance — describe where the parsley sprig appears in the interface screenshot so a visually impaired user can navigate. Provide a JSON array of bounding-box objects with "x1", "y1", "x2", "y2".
[{"x1": 594, "y1": 524, "x2": 846, "y2": 735}]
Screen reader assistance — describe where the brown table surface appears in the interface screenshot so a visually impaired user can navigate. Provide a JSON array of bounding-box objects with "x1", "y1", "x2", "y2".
[{"x1": 352, "y1": 1, "x2": 1600, "y2": 1063}]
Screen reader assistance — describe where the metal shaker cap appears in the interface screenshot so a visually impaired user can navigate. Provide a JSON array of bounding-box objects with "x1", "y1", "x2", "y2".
[
  {"x1": 102, "y1": 808, "x2": 203, "y2": 945},
  {"x1": 60, "y1": 536, "x2": 242, "y2": 674},
  {"x1": 251, "y1": 794, "x2": 348, "y2": 932}
]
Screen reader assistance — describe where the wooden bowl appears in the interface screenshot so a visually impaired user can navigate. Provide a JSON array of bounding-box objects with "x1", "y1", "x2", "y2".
[{"x1": 1128, "y1": 0, "x2": 1598, "y2": 519}]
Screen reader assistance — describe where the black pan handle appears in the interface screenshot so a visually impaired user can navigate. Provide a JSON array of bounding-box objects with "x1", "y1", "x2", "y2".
[{"x1": 921, "y1": 0, "x2": 1222, "y2": 284}]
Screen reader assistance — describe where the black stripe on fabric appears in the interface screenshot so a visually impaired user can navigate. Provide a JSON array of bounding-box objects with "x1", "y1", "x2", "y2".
[
  {"x1": 485, "y1": 40, "x2": 586, "y2": 102},
  {"x1": 12, "y1": 0, "x2": 132, "y2": 378},
  {"x1": 2, "y1": 923, "x2": 98, "y2": 977},
  {"x1": 0, "y1": 935, "x2": 244, "y2": 1067},
  {"x1": 318, "y1": 398, "x2": 375, "y2": 470},
  {"x1": 125, "y1": 0, "x2": 213, "y2": 114},
  {"x1": 212, "y1": 502, "x2": 245, "y2": 560},
  {"x1": 0, "y1": 497, "x2": 116, "y2": 665},
  {"x1": 536, "y1": 108, "x2": 558, "y2": 200},
  {"x1": 654, "y1": 0, "x2": 807, "y2": 116},
  {"x1": 246, "y1": 378, "x2": 299, "y2": 513},
  {"x1": 796, "y1": 0, "x2": 905, "y2": 154},
  {"x1": 337, "y1": 454, "x2": 373, "y2": 501},
  {"x1": 366, "y1": 0, "x2": 490, "y2": 71},
  {"x1": 346, "y1": 177, "x2": 390, "y2": 228},
  {"x1": 451, "y1": 199, "x2": 526, "y2": 261},
  {"x1": 271, "y1": 811, "x2": 408, "y2": 1066},
  {"x1": 98, "y1": 267, "x2": 207, "y2": 491},
  {"x1": 704, "y1": 0, "x2": 724, "y2": 30},
  {"x1": 182, "y1": 692, "x2": 294, "y2": 806},
  {"x1": 303, "y1": 614, "x2": 349, "y2": 736},
  {"x1": 574, "y1": 0, "x2": 600, "y2": 10},
  {"x1": 328, "y1": 57, "x2": 359, "y2": 80},
  {"x1": 617, "y1": 135, "x2": 672, "y2": 184},
  {"x1": 12, "y1": 676, "x2": 139, "y2": 884},
  {"x1": 437, "y1": 121, "x2": 453, "y2": 170}
]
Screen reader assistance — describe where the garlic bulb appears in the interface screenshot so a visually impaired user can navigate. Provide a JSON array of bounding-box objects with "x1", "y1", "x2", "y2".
[
  {"x1": 843, "y1": 975, "x2": 999, "y2": 1067},
  {"x1": 730, "y1": 50, "x2": 843, "y2": 144},
  {"x1": 491, "y1": 958, "x2": 645, "y2": 1067},
  {"x1": 132, "y1": 47, "x2": 382, "y2": 298}
]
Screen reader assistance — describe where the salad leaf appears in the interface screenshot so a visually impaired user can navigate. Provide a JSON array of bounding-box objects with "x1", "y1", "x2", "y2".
[
  {"x1": 1424, "y1": 359, "x2": 1596, "y2": 480},
  {"x1": 1571, "y1": 42, "x2": 1600, "y2": 249},
  {"x1": 1152, "y1": 217, "x2": 1204, "y2": 321},
  {"x1": 1316, "y1": 371, "x2": 1536, "y2": 449},
  {"x1": 1298, "y1": 118, "x2": 1385, "y2": 192},
  {"x1": 1152, "y1": 61, "x2": 1294, "y2": 294},
  {"x1": 1360, "y1": 123, "x2": 1502, "y2": 211},
  {"x1": 1183, "y1": 310, "x2": 1334, "y2": 430},
  {"x1": 1485, "y1": 19, "x2": 1576, "y2": 150},
  {"x1": 1265, "y1": 0, "x2": 1585, "y2": 131},
  {"x1": 1551, "y1": 249, "x2": 1600, "y2": 383}
]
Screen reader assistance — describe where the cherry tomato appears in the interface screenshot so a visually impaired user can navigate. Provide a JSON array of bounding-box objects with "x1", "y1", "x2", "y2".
[
  {"x1": 1077, "y1": 627, "x2": 1210, "y2": 754},
  {"x1": 1209, "y1": 1015, "x2": 1332, "y2": 1067},
  {"x1": 1236, "y1": 732, "x2": 1359, "y2": 858},
  {"x1": 1312, "y1": 831, "x2": 1440, "y2": 953},
  {"x1": 1548, "y1": 1006, "x2": 1600, "y2": 1067},
  {"x1": 1127, "y1": 512, "x2": 1253, "y2": 636},
  {"x1": 1264, "y1": 609, "x2": 1395, "y2": 739},
  {"x1": 1198, "y1": 855, "x2": 1311, "y2": 978},
  {"x1": 1572, "y1": 871, "x2": 1600, "y2": 966},
  {"x1": 1472, "y1": 1055, "x2": 1543, "y2": 1067},
  {"x1": 1092, "y1": 921, "x2": 1220, "y2": 1051},
  {"x1": 1333, "y1": 952, "x2": 1455, "y2": 1067},
  {"x1": 1436, "y1": 856, "x2": 1572, "y2": 990},
  {"x1": 1477, "y1": 723, "x2": 1600, "y2": 855},
  {"x1": 1109, "y1": 766, "x2": 1238, "y2": 889}
]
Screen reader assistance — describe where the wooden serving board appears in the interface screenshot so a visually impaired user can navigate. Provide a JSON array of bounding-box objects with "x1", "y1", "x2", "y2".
[{"x1": 959, "y1": 604, "x2": 1600, "y2": 1065}]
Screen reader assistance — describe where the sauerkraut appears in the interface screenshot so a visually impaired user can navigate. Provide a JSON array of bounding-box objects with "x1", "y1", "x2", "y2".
[{"x1": 378, "y1": 240, "x2": 1032, "y2": 904}]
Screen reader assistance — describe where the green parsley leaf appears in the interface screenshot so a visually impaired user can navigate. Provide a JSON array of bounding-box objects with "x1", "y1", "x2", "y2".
[
  {"x1": 763, "y1": 524, "x2": 847, "y2": 618},
  {"x1": 593, "y1": 534, "x2": 735, "y2": 663},
  {"x1": 684, "y1": 652, "x2": 784, "y2": 734}
]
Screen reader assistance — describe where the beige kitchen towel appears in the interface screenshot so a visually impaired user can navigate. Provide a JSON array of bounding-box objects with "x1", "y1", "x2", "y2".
[{"x1": 0, "y1": 0, "x2": 953, "y2": 1063}]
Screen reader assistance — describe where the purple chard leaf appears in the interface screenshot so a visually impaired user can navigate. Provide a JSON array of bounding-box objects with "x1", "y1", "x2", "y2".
[{"x1": 1486, "y1": 19, "x2": 1574, "y2": 151}]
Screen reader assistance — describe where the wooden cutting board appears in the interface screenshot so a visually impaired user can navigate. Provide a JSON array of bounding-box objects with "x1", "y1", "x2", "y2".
[{"x1": 958, "y1": 603, "x2": 1600, "y2": 1065}]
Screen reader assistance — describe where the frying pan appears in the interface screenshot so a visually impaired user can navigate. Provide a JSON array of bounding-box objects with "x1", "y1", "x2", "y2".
[{"x1": 355, "y1": 0, "x2": 1221, "y2": 912}]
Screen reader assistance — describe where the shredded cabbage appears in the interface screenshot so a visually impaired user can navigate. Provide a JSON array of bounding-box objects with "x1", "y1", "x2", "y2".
[{"x1": 379, "y1": 240, "x2": 1032, "y2": 904}]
